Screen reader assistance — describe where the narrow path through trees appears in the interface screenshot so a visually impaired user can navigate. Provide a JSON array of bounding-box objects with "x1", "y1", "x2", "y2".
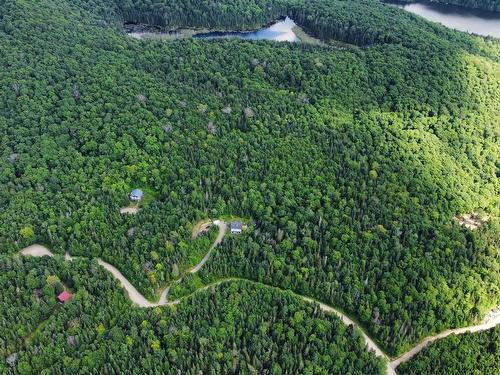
[{"x1": 17, "y1": 219, "x2": 499, "y2": 374}]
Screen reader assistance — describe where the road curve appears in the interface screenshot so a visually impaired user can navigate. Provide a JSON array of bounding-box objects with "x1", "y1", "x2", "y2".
[
  {"x1": 18, "y1": 220, "x2": 227, "y2": 308},
  {"x1": 97, "y1": 259, "x2": 162, "y2": 307},
  {"x1": 190, "y1": 220, "x2": 227, "y2": 273},
  {"x1": 303, "y1": 297, "x2": 390, "y2": 360},
  {"x1": 164, "y1": 277, "x2": 393, "y2": 374},
  {"x1": 18, "y1": 224, "x2": 500, "y2": 375},
  {"x1": 390, "y1": 309, "x2": 500, "y2": 370},
  {"x1": 99, "y1": 220, "x2": 227, "y2": 306}
]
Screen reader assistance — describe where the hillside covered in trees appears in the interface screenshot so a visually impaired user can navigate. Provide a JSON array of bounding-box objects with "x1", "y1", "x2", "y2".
[{"x1": 1, "y1": 0, "x2": 499, "y2": 371}]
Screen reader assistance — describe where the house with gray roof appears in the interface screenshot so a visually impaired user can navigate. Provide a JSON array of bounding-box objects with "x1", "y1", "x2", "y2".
[{"x1": 230, "y1": 221, "x2": 243, "y2": 234}]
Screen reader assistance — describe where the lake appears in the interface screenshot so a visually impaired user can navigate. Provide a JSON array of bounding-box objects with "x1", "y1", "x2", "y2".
[
  {"x1": 127, "y1": 17, "x2": 310, "y2": 43},
  {"x1": 194, "y1": 17, "x2": 299, "y2": 42},
  {"x1": 386, "y1": 1, "x2": 500, "y2": 38}
]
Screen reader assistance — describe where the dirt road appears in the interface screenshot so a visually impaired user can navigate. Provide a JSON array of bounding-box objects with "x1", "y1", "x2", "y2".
[{"x1": 19, "y1": 226, "x2": 499, "y2": 374}]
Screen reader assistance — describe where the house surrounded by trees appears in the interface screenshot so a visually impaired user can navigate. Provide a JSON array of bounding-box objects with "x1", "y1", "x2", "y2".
[
  {"x1": 130, "y1": 189, "x2": 144, "y2": 201},
  {"x1": 57, "y1": 291, "x2": 73, "y2": 303},
  {"x1": 230, "y1": 221, "x2": 243, "y2": 234}
]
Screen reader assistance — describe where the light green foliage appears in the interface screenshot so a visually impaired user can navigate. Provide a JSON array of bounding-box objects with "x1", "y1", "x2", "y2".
[{"x1": 18, "y1": 226, "x2": 34, "y2": 240}]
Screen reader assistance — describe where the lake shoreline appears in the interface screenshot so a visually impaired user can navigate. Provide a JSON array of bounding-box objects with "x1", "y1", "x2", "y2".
[
  {"x1": 126, "y1": 17, "x2": 312, "y2": 44},
  {"x1": 386, "y1": 0, "x2": 500, "y2": 15},
  {"x1": 385, "y1": 0, "x2": 500, "y2": 38},
  {"x1": 124, "y1": 16, "x2": 289, "y2": 37}
]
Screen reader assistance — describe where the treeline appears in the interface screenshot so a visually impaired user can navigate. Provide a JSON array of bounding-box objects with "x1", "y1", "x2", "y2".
[
  {"x1": 398, "y1": 326, "x2": 500, "y2": 374},
  {"x1": 0, "y1": 256, "x2": 385, "y2": 374},
  {"x1": 74, "y1": 0, "x2": 500, "y2": 48},
  {"x1": 113, "y1": 0, "x2": 399, "y2": 46},
  {"x1": 117, "y1": 0, "x2": 290, "y2": 31}
]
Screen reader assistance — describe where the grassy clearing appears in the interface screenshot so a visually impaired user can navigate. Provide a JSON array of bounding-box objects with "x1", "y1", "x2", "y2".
[{"x1": 293, "y1": 25, "x2": 326, "y2": 46}]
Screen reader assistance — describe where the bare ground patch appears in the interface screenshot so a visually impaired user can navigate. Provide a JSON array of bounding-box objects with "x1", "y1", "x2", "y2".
[
  {"x1": 454, "y1": 212, "x2": 490, "y2": 230},
  {"x1": 191, "y1": 220, "x2": 213, "y2": 239},
  {"x1": 120, "y1": 206, "x2": 140, "y2": 215}
]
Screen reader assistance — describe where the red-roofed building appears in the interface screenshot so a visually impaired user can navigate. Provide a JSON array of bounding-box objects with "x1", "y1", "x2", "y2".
[{"x1": 57, "y1": 291, "x2": 73, "y2": 303}]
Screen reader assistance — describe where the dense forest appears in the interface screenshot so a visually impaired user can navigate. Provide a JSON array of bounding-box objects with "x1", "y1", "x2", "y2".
[
  {"x1": 0, "y1": 256, "x2": 385, "y2": 374},
  {"x1": 1, "y1": 0, "x2": 499, "y2": 370},
  {"x1": 397, "y1": 0, "x2": 500, "y2": 13},
  {"x1": 398, "y1": 326, "x2": 500, "y2": 374}
]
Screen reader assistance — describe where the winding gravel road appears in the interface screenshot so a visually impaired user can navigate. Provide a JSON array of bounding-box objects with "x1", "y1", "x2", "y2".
[
  {"x1": 390, "y1": 310, "x2": 500, "y2": 370},
  {"x1": 96, "y1": 259, "x2": 164, "y2": 307},
  {"x1": 96, "y1": 220, "x2": 226, "y2": 306},
  {"x1": 189, "y1": 220, "x2": 226, "y2": 273},
  {"x1": 18, "y1": 219, "x2": 500, "y2": 374}
]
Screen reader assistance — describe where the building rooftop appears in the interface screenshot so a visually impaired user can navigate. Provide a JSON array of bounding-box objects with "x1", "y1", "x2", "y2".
[
  {"x1": 131, "y1": 189, "x2": 143, "y2": 196},
  {"x1": 130, "y1": 189, "x2": 144, "y2": 201},
  {"x1": 230, "y1": 221, "x2": 243, "y2": 230},
  {"x1": 57, "y1": 291, "x2": 73, "y2": 303}
]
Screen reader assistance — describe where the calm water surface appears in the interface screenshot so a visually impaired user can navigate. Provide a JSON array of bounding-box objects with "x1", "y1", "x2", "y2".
[
  {"x1": 194, "y1": 17, "x2": 300, "y2": 42},
  {"x1": 387, "y1": 1, "x2": 500, "y2": 38}
]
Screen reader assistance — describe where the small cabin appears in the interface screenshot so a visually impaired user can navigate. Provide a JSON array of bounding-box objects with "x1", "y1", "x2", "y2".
[
  {"x1": 57, "y1": 291, "x2": 73, "y2": 303},
  {"x1": 130, "y1": 189, "x2": 144, "y2": 201},
  {"x1": 230, "y1": 221, "x2": 243, "y2": 235}
]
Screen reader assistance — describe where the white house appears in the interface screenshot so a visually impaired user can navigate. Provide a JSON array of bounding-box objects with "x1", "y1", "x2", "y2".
[
  {"x1": 230, "y1": 221, "x2": 243, "y2": 235},
  {"x1": 130, "y1": 189, "x2": 144, "y2": 201}
]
